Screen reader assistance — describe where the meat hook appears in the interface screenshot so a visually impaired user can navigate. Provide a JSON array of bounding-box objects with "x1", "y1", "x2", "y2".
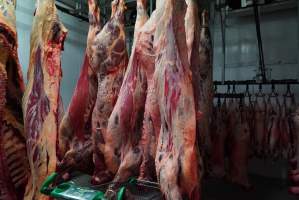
[
  {"x1": 284, "y1": 84, "x2": 293, "y2": 98},
  {"x1": 214, "y1": 84, "x2": 218, "y2": 93},
  {"x1": 232, "y1": 83, "x2": 236, "y2": 94},
  {"x1": 217, "y1": 96, "x2": 221, "y2": 108},
  {"x1": 255, "y1": 83, "x2": 264, "y2": 97},
  {"x1": 227, "y1": 84, "x2": 231, "y2": 94},
  {"x1": 269, "y1": 83, "x2": 278, "y2": 98}
]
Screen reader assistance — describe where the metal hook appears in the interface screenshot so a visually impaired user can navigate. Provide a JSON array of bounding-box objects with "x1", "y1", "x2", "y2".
[
  {"x1": 284, "y1": 84, "x2": 293, "y2": 98},
  {"x1": 259, "y1": 84, "x2": 262, "y2": 92},
  {"x1": 232, "y1": 83, "x2": 236, "y2": 94},
  {"x1": 217, "y1": 96, "x2": 221, "y2": 107},
  {"x1": 244, "y1": 84, "x2": 250, "y2": 97},
  {"x1": 214, "y1": 84, "x2": 218, "y2": 93},
  {"x1": 227, "y1": 85, "x2": 231, "y2": 94},
  {"x1": 239, "y1": 96, "x2": 244, "y2": 108},
  {"x1": 269, "y1": 83, "x2": 278, "y2": 97},
  {"x1": 256, "y1": 83, "x2": 264, "y2": 97},
  {"x1": 244, "y1": 84, "x2": 252, "y2": 104},
  {"x1": 271, "y1": 83, "x2": 275, "y2": 93}
]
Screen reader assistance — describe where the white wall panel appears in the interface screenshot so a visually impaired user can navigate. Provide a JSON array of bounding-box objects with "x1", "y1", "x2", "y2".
[{"x1": 212, "y1": 4, "x2": 298, "y2": 80}]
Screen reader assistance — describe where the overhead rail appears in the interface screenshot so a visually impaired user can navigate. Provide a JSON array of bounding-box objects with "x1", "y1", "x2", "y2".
[{"x1": 214, "y1": 79, "x2": 299, "y2": 86}]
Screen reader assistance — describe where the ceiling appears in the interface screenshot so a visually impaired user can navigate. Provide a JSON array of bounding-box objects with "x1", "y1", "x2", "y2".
[
  {"x1": 56, "y1": 0, "x2": 210, "y2": 23},
  {"x1": 56, "y1": 0, "x2": 140, "y2": 22}
]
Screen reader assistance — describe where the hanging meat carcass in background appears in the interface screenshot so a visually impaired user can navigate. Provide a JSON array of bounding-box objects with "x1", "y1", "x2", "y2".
[
  {"x1": 22, "y1": 0, "x2": 67, "y2": 199},
  {"x1": 267, "y1": 95, "x2": 281, "y2": 159},
  {"x1": 253, "y1": 94, "x2": 267, "y2": 157},
  {"x1": 198, "y1": 10, "x2": 214, "y2": 158},
  {"x1": 209, "y1": 99, "x2": 228, "y2": 178},
  {"x1": 280, "y1": 94, "x2": 297, "y2": 160},
  {"x1": 289, "y1": 106, "x2": 299, "y2": 195},
  {"x1": 91, "y1": 0, "x2": 128, "y2": 184},
  {"x1": 153, "y1": 0, "x2": 200, "y2": 199},
  {"x1": 227, "y1": 101, "x2": 251, "y2": 189},
  {"x1": 58, "y1": 0, "x2": 101, "y2": 175},
  {"x1": 210, "y1": 83, "x2": 299, "y2": 190},
  {"x1": 280, "y1": 98, "x2": 291, "y2": 159},
  {"x1": 0, "y1": 0, "x2": 29, "y2": 199},
  {"x1": 194, "y1": 9, "x2": 214, "y2": 158}
]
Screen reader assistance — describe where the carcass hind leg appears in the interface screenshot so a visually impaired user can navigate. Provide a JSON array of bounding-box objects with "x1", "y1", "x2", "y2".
[
  {"x1": 159, "y1": 155, "x2": 183, "y2": 200},
  {"x1": 180, "y1": 147, "x2": 201, "y2": 200}
]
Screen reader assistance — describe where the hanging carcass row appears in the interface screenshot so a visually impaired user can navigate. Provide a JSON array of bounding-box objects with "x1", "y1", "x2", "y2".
[{"x1": 22, "y1": 0, "x2": 67, "y2": 199}]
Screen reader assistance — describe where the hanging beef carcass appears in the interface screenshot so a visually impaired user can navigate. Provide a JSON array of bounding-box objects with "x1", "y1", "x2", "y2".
[
  {"x1": 22, "y1": 0, "x2": 67, "y2": 199},
  {"x1": 289, "y1": 106, "x2": 299, "y2": 195},
  {"x1": 91, "y1": 0, "x2": 128, "y2": 184},
  {"x1": 94, "y1": 0, "x2": 160, "y2": 188},
  {"x1": 267, "y1": 96, "x2": 281, "y2": 159},
  {"x1": 197, "y1": 10, "x2": 213, "y2": 154},
  {"x1": 102, "y1": 1, "x2": 174, "y2": 193},
  {"x1": 108, "y1": 0, "x2": 168, "y2": 188},
  {"x1": 280, "y1": 95, "x2": 297, "y2": 159},
  {"x1": 187, "y1": 7, "x2": 213, "y2": 155},
  {"x1": 228, "y1": 104, "x2": 251, "y2": 189},
  {"x1": 209, "y1": 99, "x2": 228, "y2": 178},
  {"x1": 280, "y1": 98, "x2": 291, "y2": 159},
  {"x1": 184, "y1": 1, "x2": 210, "y2": 179},
  {"x1": 135, "y1": 0, "x2": 159, "y2": 182},
  {"x1": 227, "y1": 98, "x2": 239, "y2": 152},
  {"x1": 253, "y1": 96, "x2": 267, "y2": 157},
  {"x1": 244, "y1": 94, "x2": 255, "y2": 155},
  {"x1": 0, "y1": 0, "x2": 29, "y2": 199},
  {"x1": 288, "y1": 96, "x2": 298, "y2": 158},
  {"x1": 57, "y1": 0, "x2": 101, "y2": 174},
  {"x1": 153, "y1": 0, "x2": 200, "y2": 199}
]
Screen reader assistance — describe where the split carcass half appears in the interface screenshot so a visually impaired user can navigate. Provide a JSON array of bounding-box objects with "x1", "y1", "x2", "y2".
[
  {"x1": 228, "y1": 104, "x2": 251, "y2": 189},
  {"x1": 209, "y1": 100, "x2": 228, "y2": 178},
  {"x1": 186, "y1": 5, "x2": 213, "y2": 155},
  {"x1": 154, "y1": 0, "x2": 200, "y2": 199},
  {"x1": 267, "y1": 97, "x2": 281, "y2": 159},
  {"x1": 97, "y1": 0, "x2": 157, "y2": 189},
  {"x1": 91, "y1": 0, "x2": 128, "y2": 184},
  {"x1": 0, "y1": 0, "x2": 29, "y2": 199},
  {"x1": 22, "y1": 1, "x2": 67, "y2": 199},
  {"x1": 103, "y1": 1, "x2": 169, "y2": 194},
  {"x1": 253, "y1": 96, "x2": 267, "y2": 157},
  {"x1": 289, "y1": 106, "x2": 299, "y2": 195},
  {"x1": 58, "y1": 0, "x2": 101, "y2": 175}
]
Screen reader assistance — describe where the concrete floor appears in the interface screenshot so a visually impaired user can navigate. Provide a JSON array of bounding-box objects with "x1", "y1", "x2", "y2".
[
  {"x1": 202, "y1": 175, "x2": 298, "y2": 200},
  {"x1": 66, "y1": 172, "x2": 298, "y2": 200}
]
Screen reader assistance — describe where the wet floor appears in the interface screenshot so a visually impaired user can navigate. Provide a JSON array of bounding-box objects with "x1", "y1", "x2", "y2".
[{"x1": 203, "y1": 174, "x2": 298, "y2": 200}]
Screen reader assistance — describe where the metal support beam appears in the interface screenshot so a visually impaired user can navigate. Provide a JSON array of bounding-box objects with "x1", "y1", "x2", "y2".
[
  {"x1": 56, "y1": 3, "x2": 88, "y2": 22},
  {"x1": 219, "y1": 6, "x2": 226, "y2": 83},
  {"x1": 253, "y1": 0, "x2": 266, "y2": 82},
  {"x1": 214, "y1": 79, "x2": 299, "y2": 86}
]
